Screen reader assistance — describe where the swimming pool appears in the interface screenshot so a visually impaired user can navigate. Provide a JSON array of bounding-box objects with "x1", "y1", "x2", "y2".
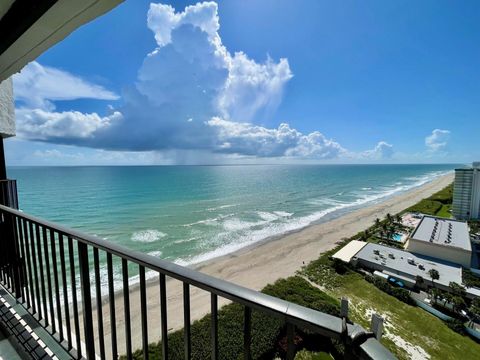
[{"x1": 392, "y1": 233, "x2": 404, "y2": 242}]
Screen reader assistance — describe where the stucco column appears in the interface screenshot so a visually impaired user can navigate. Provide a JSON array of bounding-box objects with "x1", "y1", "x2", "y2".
[{"x1": 0, "y1": 77, "x2": 15, "y2": 180}]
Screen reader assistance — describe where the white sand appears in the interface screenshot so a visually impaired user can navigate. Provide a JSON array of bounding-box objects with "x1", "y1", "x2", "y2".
[{"x1": 88, "y1": 173, "x2": 454, "y2": 356}]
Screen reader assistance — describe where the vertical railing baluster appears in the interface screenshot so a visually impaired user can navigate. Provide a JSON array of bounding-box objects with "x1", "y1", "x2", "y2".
[
  {"x1": 50, "y1": 229, "x2": 63, "y2": 342},
  {"x1": 43, "y1": 226, "x2": 55, "y2": 331},
  {"x1": 0, "y1": 212, "x2": 5, "y2": 285},
  {"x1": 29, "y1": 221, "x2": 42, "y2": 318},
  {"x1": 160, "y1": 273, "x2": 168, "y2": 360},
  {"x1": 78, "y1": 242, "x2": 95, "y2": 359},
  {"x1": 22, "y1": 219, "x2": 34, "y2": 311},
  {"x1": 139, "y1": 266, "x2": 149, "y2": 360},
  {"x1": 94, "y1": 248, "x2": 105, "y2": 360},
  {"x1": 183, "y1": 283, "x2": 191, "y2": 360},
  {"x1": 35, "y1": 223, "x2": 48, "y2": 326},
  {"x1": 16, "y1": 216, "x2": 28, "y2": 305},
  {"x1": 244, "y1": 307, "x2": 252, "y2": 360},
  {"x1": 12, "y1": 215, "x2": 24, "y2": 300},
  {"x1": 68, "y1": 236, "x2": 82, "y2": 358},
  {"x1": 211, "y1": 294, "x2": 218, "y2": 360},
  {"x1": 59, "y1": 234, "x2": 72, "y2": 349},
  {"x1": 107, "y1": 253, "x2": 117, "y2": 359},
  {"x1": 122, "y1": 259, "x2": 132, "y2": 359},
  {"x1": 286, "y1": 323, "x2": 295, "y2": 360}
]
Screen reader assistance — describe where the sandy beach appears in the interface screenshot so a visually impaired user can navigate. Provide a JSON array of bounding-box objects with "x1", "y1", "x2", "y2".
[{"x1": 91, "y1": 173, "x2": 454, "y2": 355}]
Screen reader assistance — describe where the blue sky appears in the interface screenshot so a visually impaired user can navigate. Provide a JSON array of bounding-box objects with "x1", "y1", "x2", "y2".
[{"x1": 6, "y1": 0, "x2": 480, "y2": 165}]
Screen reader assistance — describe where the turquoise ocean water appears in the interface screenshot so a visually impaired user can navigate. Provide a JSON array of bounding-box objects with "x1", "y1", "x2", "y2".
[{"x1": 9, "y1": 164, "x2": 455, "y2": 267}]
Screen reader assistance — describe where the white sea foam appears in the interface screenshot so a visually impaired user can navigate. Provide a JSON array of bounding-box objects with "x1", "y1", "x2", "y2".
[
  {"x1": 174, "y1": 236, "x2": 201, "y2": 244},
  {"x1": 257, "y1": 211, "x2": 280, "y2": 222},
  {"x1": 273, "y1": 211, "x2": 293, "y2": 217},
  {"x1": 222, "y1": 218, "x2": 267, "y2": 232},
  {"x1": 182, "y1": 213, "x2": 234, "y2": 227},
  {"x1": 206, "y1": 204, "x2": 237, "y2": 211},
  {"x1": 131, "y1": 229, "x2": 166, "y2": 243},
  {"x1": 175, "y1": 170, "x2": 452, "y2": 266}
]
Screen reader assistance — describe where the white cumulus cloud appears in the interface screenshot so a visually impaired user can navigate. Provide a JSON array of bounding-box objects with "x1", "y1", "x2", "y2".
[
  {"x1": 13, "y1": 61, "x2": 119, "y2": 110},
  {"x1": 360, "y1": 141, "x2": 394, "y2": 160},
  {"x1": 16, "y1": 108, "x2": 122, "y2": 142},
  {"x1": 12, "y1": 1, "x2": 391, "y2": 163},
  {"x1": 425, "y1": 129, "x2": 450, "y2": 152},
  {"x1": 208, "y1": 117, "x2": 345, "y2": 158}
]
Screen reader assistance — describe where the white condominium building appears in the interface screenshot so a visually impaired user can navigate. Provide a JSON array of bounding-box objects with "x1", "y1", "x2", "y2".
[{"x1": 452, "y1": 162, "x2": 480, "y2": 220}]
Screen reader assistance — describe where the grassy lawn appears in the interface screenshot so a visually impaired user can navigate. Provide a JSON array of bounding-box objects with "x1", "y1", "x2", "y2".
[
  {"x1": 300, "y1": 266, "x2": 480, "y2": 360},
  {"x1": 436, "y1": 203, "x2": 452, "y2": 218}
]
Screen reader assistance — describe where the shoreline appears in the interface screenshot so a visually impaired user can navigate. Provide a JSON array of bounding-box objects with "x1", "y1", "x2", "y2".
[
  {"x1": 193, "y1": 172, "x2": 453, "y2": 272},
  {"x1": 95, "y1": 172, "x2": 454, "y2": 356}
]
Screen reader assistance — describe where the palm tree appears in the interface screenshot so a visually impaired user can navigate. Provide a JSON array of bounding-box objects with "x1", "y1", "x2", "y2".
[
  {"x1": 469, "y1": 298, "x2": 480, "y2": 324},
  {"x1": 449, "y1": 282, "x2": 466, "y2": 294},
  {"x1": 386, "y1": 213, "x2": 392, "y2": 223},
  {"x1": 379, "y1": 230, "x2": 385, "y2": 240},
  {"x1": 375, "y1": 218, "x2": 381, "y2": 228},
  {"x1": 430, "y1": 287, "x2": 441, "y2": 305},
  {"x1": 428, "y1": 269, "x2": 440, "y2": 288},
  {"x1": 381, "y1": 222, "x2": 388, "y2": 234},
  {"x1": 416, "y1": 275, "x2": 424, "y2": 289},
  {"x1": 395, "y1": 214, "x2": 402, "y2": 224}
]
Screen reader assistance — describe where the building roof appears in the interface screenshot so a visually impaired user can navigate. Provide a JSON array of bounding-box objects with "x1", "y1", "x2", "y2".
[
  {"x1": 353, "y1": 243, "x2": 463, "y2": 288},
  {"x1": 332, "y1": 240, "x2": 368, "y2": 263},
  {"x1": 410, "y1": 215, "x2": 471, "y2": 252}
]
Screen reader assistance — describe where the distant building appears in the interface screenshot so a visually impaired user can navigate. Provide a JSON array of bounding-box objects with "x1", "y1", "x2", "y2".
[
  {"x1": 333, "y1": 241, "x2": 480, "y2": 298},
  {"x1": 406, "y1": 215, "x2": 471, "y2": 268},
  {"x1": 353, "y1": 242, "x2": 463, "y2": 292},
  {"x1": 452, "y1": 162, "x2": 480, "y2": 220}
]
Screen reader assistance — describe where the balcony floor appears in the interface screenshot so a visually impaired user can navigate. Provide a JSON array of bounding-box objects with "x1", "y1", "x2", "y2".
[{"x1": 0, "y1": 329, "x2": 22, "y2": 360}]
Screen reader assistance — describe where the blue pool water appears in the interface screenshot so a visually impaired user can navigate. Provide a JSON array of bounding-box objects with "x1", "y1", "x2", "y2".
[{"x1": 393, "y1": 233, "x2": 404, "y2": 242}]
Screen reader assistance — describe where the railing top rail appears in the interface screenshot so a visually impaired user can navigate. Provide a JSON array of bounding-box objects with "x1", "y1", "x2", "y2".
[{"x1": 0, "y1": 204, "x2": 395, "y2": 359}]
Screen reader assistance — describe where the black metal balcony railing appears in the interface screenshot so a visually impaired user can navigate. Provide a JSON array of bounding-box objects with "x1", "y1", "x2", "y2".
[
  {"x1": 0, "y1": 204, "x2": 395, "y2": 360},
  {"x1": 0, "y1": 180, "x2": 18, "y2": 210}
]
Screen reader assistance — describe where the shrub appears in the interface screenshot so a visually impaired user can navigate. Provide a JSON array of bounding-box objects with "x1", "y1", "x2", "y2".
[
  {"x1": 445, "y1": 319, "x2": 466, "y2": 335},
  {"x1": 365, "y1": 275, "x2": 414, "y2": 305},
  {"x1": 295, "y1": 349, "x2": 333, "y2": 360},
  {"x1": 463, "y1": 269, "x2": 480, "y2": 288},
  {"x1": 126, "y1": 276, "x2": 340, "y2": 360},
  {"x1": 263, "y1": 276, "x2": 340, "y2": 317},
  {"x1": 407, "y1": 199, "x2": 442, "y2": 216},
  {"x1": 429, "y1": 185, "x2": 453, "y2": 204}
]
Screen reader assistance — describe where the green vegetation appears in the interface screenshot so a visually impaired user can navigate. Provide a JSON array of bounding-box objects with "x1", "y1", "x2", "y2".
[
  {"x1": 295, "y1": 349, "x2": 333, "y2": 360},
  {"x1": 469, "y1": 220, "x2": 480, "y2": 234},
  {"x1": 364, "y1": 275, "x2": 414, "y2": 305},
  {"x1": 464, "y1": 269, "x2": 480, "y2": 288},
  {"x1": 436, "y1": 203, "x2": 452, "y2": 218},
  {"x1": 300, "y1": 263, "x2": 480, "y2": 360},
  {"x1": 299, "y1": 183, "x2": 480, "y2": 359},
  {"x1": 406, "y1": 184, "x2": 453, "y2": 218},
  {"x1": 125, "y1": 277, "x2": 340, "y2": 360}
]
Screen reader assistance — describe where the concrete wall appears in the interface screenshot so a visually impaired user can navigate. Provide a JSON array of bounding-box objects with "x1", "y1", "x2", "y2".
[
  {"x1": 0, "y1": 78, "x2": 15, "y2": 138},
  {"x1": 406, "y1": 239, "x2": 471, "y2": 268}
]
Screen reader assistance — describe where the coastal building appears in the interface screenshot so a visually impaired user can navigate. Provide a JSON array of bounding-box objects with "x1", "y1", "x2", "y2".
[
  {"x1": 354, "y1": 243, "x2": 462, "y2": 292},
  {"x1": 334, "y1": 241, "x2": 480, "y2": 299},
  {"x1": 452, "y1": 162, "x2": 480, "y2": 220},
  {"x1": 405, "y1": 215, "x2": 472, "y2": 268}
]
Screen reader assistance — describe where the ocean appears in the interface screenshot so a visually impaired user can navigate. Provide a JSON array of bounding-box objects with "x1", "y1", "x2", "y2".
[{"x1": 9, "y1": 164, "x2": 455, "y2": 268}]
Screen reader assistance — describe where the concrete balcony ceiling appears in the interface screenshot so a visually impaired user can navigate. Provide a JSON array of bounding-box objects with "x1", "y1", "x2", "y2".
[{"x1": 0, "y1": 0, "x2": 123, "y2": 83}]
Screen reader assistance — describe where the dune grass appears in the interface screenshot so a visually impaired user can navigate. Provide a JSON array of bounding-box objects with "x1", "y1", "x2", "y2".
[{"x1": 301, "y1": 263, "x2": 480, "y2": 360}]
